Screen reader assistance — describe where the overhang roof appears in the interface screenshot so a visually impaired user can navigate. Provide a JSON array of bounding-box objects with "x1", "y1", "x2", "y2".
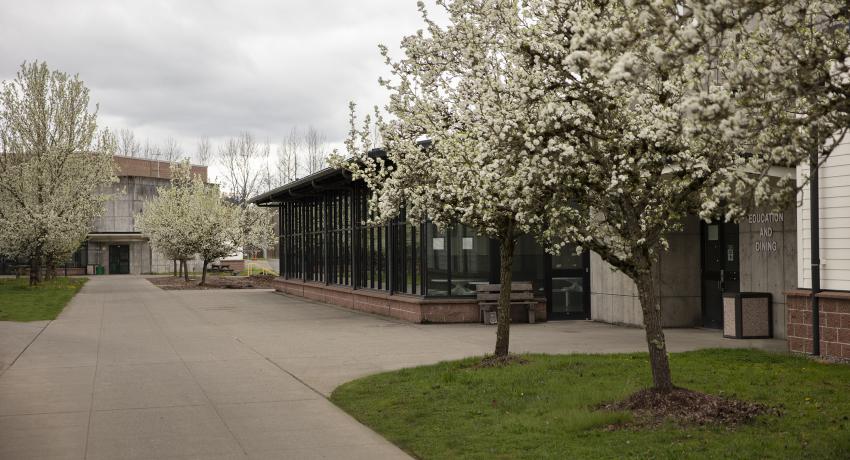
[
  {"x1": 248, "y1": 167, "x2": 350, "y2": 206},
  {"x1": 248, "y1": 149, "x2": 386, "y2": 206},
  {"x1": 87, "y1": 232, "x2": 147, "y2": 241}
]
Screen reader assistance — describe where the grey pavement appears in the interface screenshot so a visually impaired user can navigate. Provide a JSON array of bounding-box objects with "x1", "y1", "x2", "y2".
[
  {"x1": 0, "y1": 319, "x2": 49, "y2": 373},
  {"x1": 0, "y1": 276, "x2": 786, "y2": 459}
]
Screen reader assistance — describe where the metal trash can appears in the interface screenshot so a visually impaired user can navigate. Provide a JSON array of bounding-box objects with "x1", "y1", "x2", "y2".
[{"x1": 723, "y1": 292, "x2": 773, "y2": 339}]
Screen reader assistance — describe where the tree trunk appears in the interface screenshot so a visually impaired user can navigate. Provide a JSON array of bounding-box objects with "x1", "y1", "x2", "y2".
[
  {"x1": 173, "y1": 259, "x2": 177, "y2": 277},
  {"x1": 494, "y1": 225, "x2": 517, "y2": 357},
  {"x1": 635, "y1": 266, "x2": 674, "y2": 393},
  {"x1": 182, "y1": 260, "x2": 189, "y2": 282},
  {"x1": 29, "y1": 256, "x2": 42, "y2": 286},
  {"x1": 45, "y1": 260, "x2": 56, "y2": 280},
  {"x1": 200, "y1": 259, "x2": 209, "y2": 286}
]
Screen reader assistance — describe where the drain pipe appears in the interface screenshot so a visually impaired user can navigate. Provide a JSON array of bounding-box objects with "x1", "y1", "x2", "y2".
[{"x1": 810, "y1": 146, "x2": 821, "y2": 356}]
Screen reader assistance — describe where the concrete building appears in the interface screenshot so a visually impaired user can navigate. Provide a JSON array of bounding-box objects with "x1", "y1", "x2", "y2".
[
  {"x1": 250, "y1": 145, "x2": 850, "y2": 357},
  {"x1": 67, "y1": 156, "x2": 208, "y2": 275},
  {"x1": 590, "y1": 206, "x2": 797, "y2": 338}
]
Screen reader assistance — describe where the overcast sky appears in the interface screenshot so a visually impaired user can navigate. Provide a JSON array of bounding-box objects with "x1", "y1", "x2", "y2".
[{"x1": 0, "y1": 1, "x2": 440, "y2": 169}]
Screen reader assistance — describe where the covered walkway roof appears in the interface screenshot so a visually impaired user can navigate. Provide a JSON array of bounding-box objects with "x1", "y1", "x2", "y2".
[
  {"x1": 248, "y1": 149, "x2": 385, "y2": 206},
  {"x1": 248, "y1": 167, "x2": 350, "y2": 206}
]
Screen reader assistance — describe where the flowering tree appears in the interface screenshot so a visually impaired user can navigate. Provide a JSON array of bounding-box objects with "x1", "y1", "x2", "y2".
[
  {"x1": 190, "y1": 198, "x2": 275, "y2": 283},
  {"x1": 0, "y1": 61, "x2": 117, "y2": 285},
  {"x1": 136, "y1": 162, "x2": 198, "y2": 281},
  {"x1": 189, "y1": 180, "x2": 242, "y2": 285},
  {"x1": 521, "y1": 0, "x2": 849, "y2": 392},
  {"x1": 336, "y1": 0, "x2": 572, "y2": 358},
  {"x1": 138, "y1": 161, "x2": 255, "y2": 285},
  {"x1": 341, "y1": 0, "x2": 849, "y2": 390},
  {"x1": 239, "y1": 204, "x2": 277, "y2": 260}
]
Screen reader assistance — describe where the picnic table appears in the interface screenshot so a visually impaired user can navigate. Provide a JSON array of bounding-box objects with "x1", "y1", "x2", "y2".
[{"x1": 209, "y1": 263, "x2": 234, "y2": 275}]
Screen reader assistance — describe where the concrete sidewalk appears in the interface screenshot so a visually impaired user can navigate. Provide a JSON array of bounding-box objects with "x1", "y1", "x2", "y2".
[
  {"x1": 0, "y1": 320, "x2": 49, "y2": 373},
  {"x1": 0, "y1": 277, "x2": 407, "y2": 460},
  {"x1": 0, "y1": 276, "x2": 786, "y2": 459}
]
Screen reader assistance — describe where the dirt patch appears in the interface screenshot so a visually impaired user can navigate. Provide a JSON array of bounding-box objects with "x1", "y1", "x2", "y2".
[
  {"x1": 601, "y1": 387, "x2": 776, "y2": 428},
  {"x1": 147, "y1": 274, "x2": 277, "y2": 290},
  {"x1": 471, "y1": 354, "x2": 530, "y2": 369}
]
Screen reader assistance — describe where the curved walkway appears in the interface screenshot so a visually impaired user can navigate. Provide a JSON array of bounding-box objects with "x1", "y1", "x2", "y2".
[{"x1": 0, "y1": 276, "x2": 785, "y2": 459}]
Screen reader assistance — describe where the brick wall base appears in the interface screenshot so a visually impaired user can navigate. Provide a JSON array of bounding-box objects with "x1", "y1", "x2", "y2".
[
  {"x1": 786, "y1": 290, "x2": 850, "y2": 359},
  {"x1": 271, "y1": 278, "x2": 547, "y2": 324}
]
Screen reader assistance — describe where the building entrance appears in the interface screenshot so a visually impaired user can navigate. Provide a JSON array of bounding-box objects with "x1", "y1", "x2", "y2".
[
  {"x1": 109, "y1": 245, "x2": 131, "y2": 274},
  {"x1": 547, "y1": 245, "x2": 590, "y2": 320},
  {"x1": 701, "y1": 221, "x2": 739, "y2": 329}
]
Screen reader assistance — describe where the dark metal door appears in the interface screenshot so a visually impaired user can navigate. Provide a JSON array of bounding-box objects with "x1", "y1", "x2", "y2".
[
  {"x1": 701, "y1": 222, "x2": 739, "y2": 329},
  {"x1": 109, "y1": 245, "x2": 130, "y2": 274},
  {"x1": 547, "y1": 245, "x2": 590, "y2": 320}
]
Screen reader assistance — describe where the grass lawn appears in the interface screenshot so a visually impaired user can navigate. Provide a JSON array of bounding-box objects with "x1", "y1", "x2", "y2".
[
  {"x1": 331, "y1": 349, "x2": 850, "y2": 459},
  {"x1": 0, "y1": 277, "x2": 87, "y2": 321}
]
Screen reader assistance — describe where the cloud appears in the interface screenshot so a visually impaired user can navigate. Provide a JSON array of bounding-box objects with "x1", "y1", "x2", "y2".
[{"x1": 0, "y1": 0, "x2": 435, "y2": 153}]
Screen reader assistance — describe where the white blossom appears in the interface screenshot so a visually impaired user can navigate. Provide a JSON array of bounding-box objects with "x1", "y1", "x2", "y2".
[
  {"x1": 0, "y1": 61, "x2": 118, "y2": 284},
  {"x1": 335, "y1": 0, "x2": 848, "y2": 389},
  {"x1": 137, "y1": 161, "x2": 247, "y2": 285}
]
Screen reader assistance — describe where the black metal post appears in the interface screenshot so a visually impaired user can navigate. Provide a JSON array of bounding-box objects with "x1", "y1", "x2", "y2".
[
  {"x1": 388, "y1": 218, "x2": 395, "y2": 294},
  {"x1": 810, "y1": 147, "x2": 821, "y2": 356},
  {"x1": 278, "y1": 204, "x2": 283, "y2": 276},
  {"x1": 420, "y1": 222, "x2": 428, "y2": 295},
  {"x1": 351, "y1": 188, "x2": 359, "y2": 289},
  {"x1": 324, "y1": 194, "x2": 330, "y2": 284}
]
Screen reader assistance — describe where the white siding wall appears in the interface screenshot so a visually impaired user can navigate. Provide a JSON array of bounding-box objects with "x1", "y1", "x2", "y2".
[{"x1": 797, "y1": 136, "x2": 850, "y2": 291}]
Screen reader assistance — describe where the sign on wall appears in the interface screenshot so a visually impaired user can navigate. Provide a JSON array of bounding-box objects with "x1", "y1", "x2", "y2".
[{"x1": 748, "y1": 213, "x2": 784, "y2": 253}]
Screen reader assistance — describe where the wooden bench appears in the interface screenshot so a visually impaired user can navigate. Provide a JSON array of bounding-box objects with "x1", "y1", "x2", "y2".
[{"x1": 475, "y1": 282, "x2": 537, "y2": 324}]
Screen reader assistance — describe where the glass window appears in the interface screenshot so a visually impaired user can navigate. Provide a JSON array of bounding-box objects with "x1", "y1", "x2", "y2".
[
  {"x1": 427, "y1": 224, "x2": 449, "y2": 296},
  {"x1": 552, "y1": 276, "x2": 585, "y2": 314},
  {"x1": 552, "y1": 244, "x2": 583, "y2": 270},
  {"x1": 450, "y1": 225, "x2": 489, "y2": 296},
  {"x1": 511, "y1": 234, "x2": 546, "y2": 299},
  {"x1": 405, "y1": 223, "x2": 421, "y2": 294},
  {"x1": 66, "y1": 241, "x2": 88, "y2": 268}
]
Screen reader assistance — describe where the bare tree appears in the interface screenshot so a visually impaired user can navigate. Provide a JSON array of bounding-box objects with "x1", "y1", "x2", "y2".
[
  {"x1": 274, "y1": 126, "x2": 301, "y2": 187},
  {"x1": 304, "y1": 126, "x2": 327, "y2": 175},
  {"x1": 141, "y1": 139, "x2": 160, "y2": 160},
  {"x1": 218, "y1": 131, "x2": 268, "y2": 206},
  {"x1": 256, "y1": 126, "x2": 330, "y2": 191},
  {"x1": 195, "y1": 136, "x2": 212, "y2": 165},
  {"x1": 118, "y1": 128, "x2": 141, "y2": 157},
  {"x1": 162, "y1": 137, "x2": 182, "y2": 163}
]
